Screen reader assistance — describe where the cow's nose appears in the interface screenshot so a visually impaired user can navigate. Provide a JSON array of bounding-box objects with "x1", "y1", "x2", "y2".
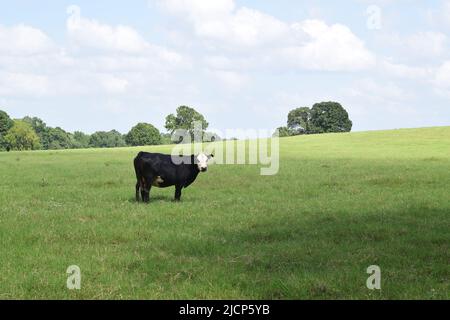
[{"x1": 201, "y1": 168, "x2": 207, "y2": 172}]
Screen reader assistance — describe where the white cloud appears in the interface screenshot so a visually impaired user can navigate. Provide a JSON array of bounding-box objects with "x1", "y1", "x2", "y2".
[
  {"x1": 435, "y1": 61, "x2": 450, "y2": 86},
  {"x1": 378, "y1": 58, "x2": 450, "y2": 99},
  {"x1": 433, "y1": 60, "x2": 450, "y2": 96},
  {"x1": 157, "y1": 0, "x2": 290, "y2": 49},
  {"x1": 66, "y1": 5, "x2": 186, "y2": 68},
  {"x1": 427, "y1": 0, "x2": 450, "y2": 30},
  {"x1": 67, "y1": 5, "x2": 148, "y2": 53},
  {"x1": 345, "y1": 78, "x2": 411, "y2": 104},
  {"x1": 158, "y1": 0, "x2": 235, "y2": 19},
  {"x1": 341, "y1": 78, "x2": 421, "y2": 126},
  {"x1": 380, "y1": 60, "x2": 432, "y2": 80},
  {"x1": 208, "y1": 70, "x2": 249, "y2": 89},
  {"x1": 281, "y1": 20, "x2": 376, "y2": 71},
  {"x1": 0, "y1": 6, "x2": 190, "y2": 98},
  {"x1": 405, "y1": 32, "x2": 447, "y2": 57},
  {"x1": 202, "y1": 7, "x2": 290, "y2": 48},
  {"x1": 379, "y1": 31, "x2": 448, "y2": 61},
  {"x1": 0, "y1": 72, "x2": 50, "y2": 96},
  {"x1": 0, "y1": 24, "x2": 56, "y2": 55},
  {"x1": 156, "y1": 1, "x2": 375, "y2": 72}
]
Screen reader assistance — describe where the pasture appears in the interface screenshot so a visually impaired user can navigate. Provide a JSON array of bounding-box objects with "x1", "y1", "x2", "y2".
[{"x1": 0, "y1": 127, "x2": 448, "y2": 299}]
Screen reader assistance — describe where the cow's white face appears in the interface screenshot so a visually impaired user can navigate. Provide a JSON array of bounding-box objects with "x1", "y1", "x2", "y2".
[{"x1": 196, "y1": 153, "x2": 213, "y2": 172}]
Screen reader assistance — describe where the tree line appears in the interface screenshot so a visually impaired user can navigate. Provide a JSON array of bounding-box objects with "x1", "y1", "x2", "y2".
[
  {"x1": 1, "y1": 102, "x2": 352, "y2": 151},
  {"x1": 0, "y1": 106, "x2": 218, "y2": 151}
]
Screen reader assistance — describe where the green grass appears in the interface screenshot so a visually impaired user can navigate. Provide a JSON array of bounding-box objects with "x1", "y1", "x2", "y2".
[{"x1": 0, "y1": 127, "x2": 449, "y2": 299}]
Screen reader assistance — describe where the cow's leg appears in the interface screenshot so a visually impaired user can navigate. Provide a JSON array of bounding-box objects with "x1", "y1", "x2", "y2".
[
  {"x1": 140, "y1": 178, "x2": 146, "y2": 202},
  {"x1": 140, "y1": 186, "x2": 148, "y2": 203},
  {"x1": 135, "y1": 181, "x2": 141, "y2": 202},
  {"x1": 141, "y1": 187, "x2": 150, "y2": 203},
  {"x1": 141, "y1": 177, "x2": 152, "y2": 203},
  {"x1": 145, "y1": 186, "x2": 152, "y2": 203},
  {"x1": 174, "y1": 185, "x2": 182, "y2": 202}
]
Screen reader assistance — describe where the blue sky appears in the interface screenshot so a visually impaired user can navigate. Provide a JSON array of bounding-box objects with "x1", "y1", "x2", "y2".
[{"x1": 1, "y1": 0, "x2": 449, "y2": 134}]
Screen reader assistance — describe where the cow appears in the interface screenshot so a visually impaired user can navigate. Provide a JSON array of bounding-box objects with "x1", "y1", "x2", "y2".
[{"x1": 134, "y1": 152, "x2": 213, "y2": 202}]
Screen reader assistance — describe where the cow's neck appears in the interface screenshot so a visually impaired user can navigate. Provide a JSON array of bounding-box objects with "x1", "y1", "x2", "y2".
[{"x1": 185, "y1": 165, "x2": 200, "y2": 187}]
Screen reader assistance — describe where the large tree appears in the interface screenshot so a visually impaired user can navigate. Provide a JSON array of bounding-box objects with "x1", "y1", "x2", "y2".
[
  {"x1": 4, "y1": 120, "x2": 41, "y2": 151},
  {"x1": 22, "y1": 116, "x2": 50, "y2": 149},
  {"x1": 46, "y1": 127, "x2": 75, "y2": 150},
  {"x1": 126, "y1": 123, "x2": 162, "y2": 146},
  {"x1": 165, "y1": 106, "x2": 209, "y2": 142},
  {"x1": 309, "y1": 102, "x2": 353, "y2": 133},
  {"x1": 283, "y1": 102, "x2": 352, "y2": 136},
  {"x1": 89, "y1": 130, "x2": 126, "y2": 148},
  {"x1": 288, "y1": 107, "x2": 311, "y2": 135}
]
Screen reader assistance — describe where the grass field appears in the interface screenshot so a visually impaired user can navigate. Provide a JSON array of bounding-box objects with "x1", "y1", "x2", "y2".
[{"x1": 0, "y1": 127, "x2": 449, "y2": 299}]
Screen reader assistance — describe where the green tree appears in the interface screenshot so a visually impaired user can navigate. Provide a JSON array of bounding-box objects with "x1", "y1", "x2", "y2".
[
  {"x1": 46, "y1": 127, "x2": 74, "y2": 150},
  {"x1": 165, "y1": 106, "x2": 209, "y2": 142},
  {"x1": 288, "y1": 107, "x2": 311, "y2": 135},
  {"x1": 126, "y1": 123, "x2": 162, "y2": 146},
  {"x1": 0, "y1": 135, "x2": 5, "y2": 151},
  {"x1": 310, "y1": 102, "x2": 353, "y2": 133},
  {"x1": 72, "y1": 131, "x2": 91, "y2": 149},
  {"x1": 4, "y1": 120, "x2": 41, "y2": 151},
  {"x1": 0, "y1": 110, "x2": 14, "y2": 136},
  {"x1": 89, "y1": 130, "x2": 126, "y2": 148},
  {"x1": 22, "y1": 116, "x2": 50, "y2": 149},
  {"x1": 274, "y1": 126, "x2": 292, "y2": 137},
  {"x1": 160, "y1": 133, "x2": 174, "y2": 145},
  {"x1": 0, "y1": 110, "x2": 14, "y2": 150}
]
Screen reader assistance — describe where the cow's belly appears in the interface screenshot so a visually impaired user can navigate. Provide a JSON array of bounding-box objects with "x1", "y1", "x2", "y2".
[{"x1": 152, "y1": 176, "x2": 174, "y2": 188}]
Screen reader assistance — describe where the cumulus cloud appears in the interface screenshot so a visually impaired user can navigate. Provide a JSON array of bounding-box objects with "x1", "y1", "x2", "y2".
[
  {"x1": 378, "y1": 31, "x2": 448, "y2": 62},
  {"x1": 0, "y1": 1, "x2": 378, "y2": 98},
  {"x1": 281, "y1": 20, "x2": 376, "y2": 71},
  {"x1": 345, "y1": 78, "x2": 412, "y2": 104},
  {"x1": 0, "y1": 24, "x2": 59, "y2": 97},
  {"x1": 67, "y1": 5, "x2": 149, "y2": 53},
  {"x1": 208, "y1": 70, "x2": 249, "y2": 90},
  {"x1": 0, "y1": 72, "x2": 50, "y2": 96},
  {"x1": 433, "y1": 61, "x2": 450, "y2": 96},
  {"x1": 380, "y1": 60, "x2": 433, "y2": 80},
  {"x1": 157, "y1": 0, "x2": 290, "y2": 49},
  {"x1": 158, "y1": 0, "x2": 235, "y2": 19},
  {"x1": 66, "y1": 5, "x2": 186, "y2": 66},
  {"x1": 0, "y1": 24, "x2": 56, "y2": 55},
  {"x1": 0, "y1": 6, "x2": 189, "y2": 98},
  {"x1": 157, "y1": 0, "x2": 376, "y2": 84}
]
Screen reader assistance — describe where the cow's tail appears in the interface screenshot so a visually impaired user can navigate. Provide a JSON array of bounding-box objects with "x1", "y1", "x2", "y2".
[{"x1": 134, "y1": 152, "x2": 144, "y2": 202}]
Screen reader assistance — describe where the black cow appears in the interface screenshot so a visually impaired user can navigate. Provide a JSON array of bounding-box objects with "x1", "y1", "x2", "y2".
[{"x1": 134, "y1": 152, "x2": 213, "y2": 202}]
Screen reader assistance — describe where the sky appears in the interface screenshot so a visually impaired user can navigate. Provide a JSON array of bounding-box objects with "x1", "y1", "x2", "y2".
[{"x1": 0, "y1": 0, "x2": 450, "y2": 135}]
